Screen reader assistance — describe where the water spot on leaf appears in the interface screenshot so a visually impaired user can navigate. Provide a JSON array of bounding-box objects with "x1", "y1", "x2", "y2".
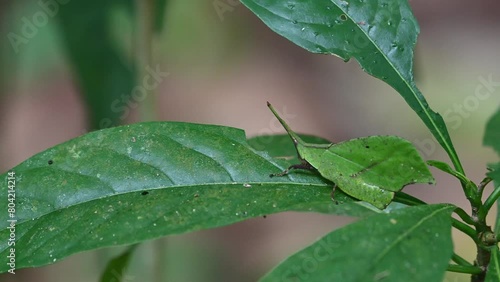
[
  {"x1": 131, "y1": 137, "x2": 136, "y2": 142},
  {"x1": 243, "y1": 183, "x2": 252, "y2": 188},
  {"x1": 390, "y1": 218, "x2": 397, "y2": 224}
]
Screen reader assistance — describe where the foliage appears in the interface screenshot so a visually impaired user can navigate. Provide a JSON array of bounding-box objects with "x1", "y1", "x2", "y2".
[{"x1": 1, "y1": 0, "x2": 499, "y2": 281}]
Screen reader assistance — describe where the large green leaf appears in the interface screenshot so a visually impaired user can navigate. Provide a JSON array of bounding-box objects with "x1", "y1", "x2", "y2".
[
  {"x1": 260, "y1": 204, "x2": 455, "y2": 282},
  {"x1": 0, "y1": 122, "x2": 386, "y2": 273},
  {"x1": 57, "y1": 1, "x2": 135, "y2": 129},
  {"x1": 240, "y1": 0, "x2": 462, "y2": 172},
  {"x1": 57, "y1": 0, "x2": 168, "y2": 129}
]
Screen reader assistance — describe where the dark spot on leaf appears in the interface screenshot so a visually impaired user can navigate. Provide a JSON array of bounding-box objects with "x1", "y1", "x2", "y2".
[
  {"x1": 141, "y1": 191, "x2": 149, "y2": 196},
  {"x1": 194, "y1": 194, "x2": 199, "y2": 198},
  {"x1": 340, "y1": 14, "x2": 347, "y2": 21},
  {"x1": 365, "y1": 145, "x2": 370, "y2": 149},
  {"x1": 48, "y1": 160, "x2": 54, "y2": 165},
  {"x1": 263, "y1": 215, "x2": 267, "y2": 219}
]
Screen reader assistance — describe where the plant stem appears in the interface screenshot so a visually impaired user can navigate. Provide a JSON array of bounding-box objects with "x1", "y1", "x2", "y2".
[
  {"x1": 452, "y1": 219, "x2": 477, "y2": 243},
  {"x1": 136, "y1": 0, "x2": 156, "y2": 122},
  {"x1": 452, "y1": 253, "x2": 473, "y2": 267},
  {"x1": 455, "y1": 207, "x2": 476, "y2": 226},
  {"x1": 447, "y1": 264, "x2": 483, "y2": 275},
  {"x1": 467, "y1": 172, "x2": 500, "y2": 282},
  {"x1": 477, "y1": 184, "x2": 500, "y2": 221},
  {"x1": 477, "y1": 176, "x2": 493, "y2": 195}
]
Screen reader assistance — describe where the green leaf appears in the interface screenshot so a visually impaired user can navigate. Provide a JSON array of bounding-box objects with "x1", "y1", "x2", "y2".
[
  {"x1": 267, "y1": 103, "x2": 434, "y2": 209},
  {"x1": 0, "y1": 122, "x2": 384, "y2": 273},
  {"x1": 486, "y1": 246, "x2": 500, "y2": 282},
  {"x1": 427, "y1": 160, "x2": 477, "y2": 200},
  {"x1": 484, "y1": 107, "x2": 500, "y2": 156},
  {"x1": 240, "y1": 0, "x2": 463, "y2": 173},
  {"x1": 100, "y1": 245, "x2": 137, "y2": 282},
  {"x1": 260, "y1": 204, "x2": 455, "y2": 282},
  {"x1": 57, "y1": 1, "x2": 136, "y2": 129}
]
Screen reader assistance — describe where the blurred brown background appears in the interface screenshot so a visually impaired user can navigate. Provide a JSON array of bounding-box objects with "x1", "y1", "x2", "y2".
[{"x1": 1, "y1": 0, "x2": 499, "y2": 281}]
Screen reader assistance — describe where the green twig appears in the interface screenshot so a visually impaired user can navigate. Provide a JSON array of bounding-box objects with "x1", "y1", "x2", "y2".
[
  {"x1": 451, "y1": 253, "x2": 473, "y2": 267},
  {"x1": 454, "y1": 207, "x2": 476, "y2": 226},
  {"x1": 477, "y1": 185, "x2": 500, "y2": 224},
  {"x1": 477, "y1": 176, "x2": 493, "y2": 195},
  {"x1": 447, "y1": 264, "x2": 482, "y2": 275},
  {"x1": 452, "y1": 219, "x2": 477, "y2": 243}
]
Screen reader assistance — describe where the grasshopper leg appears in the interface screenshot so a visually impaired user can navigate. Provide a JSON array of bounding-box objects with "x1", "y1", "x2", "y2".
[
  {"x1": 270, "y1": 161, "x2": 314, "y2": 177},
  {"x1": 331, "y1": 184, "x2": 339, "y2": 205}
]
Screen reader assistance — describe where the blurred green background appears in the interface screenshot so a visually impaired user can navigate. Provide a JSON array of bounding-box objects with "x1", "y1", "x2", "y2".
[{"x1": 0, "y1": 0, "x2": 499, "y2": 281}]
